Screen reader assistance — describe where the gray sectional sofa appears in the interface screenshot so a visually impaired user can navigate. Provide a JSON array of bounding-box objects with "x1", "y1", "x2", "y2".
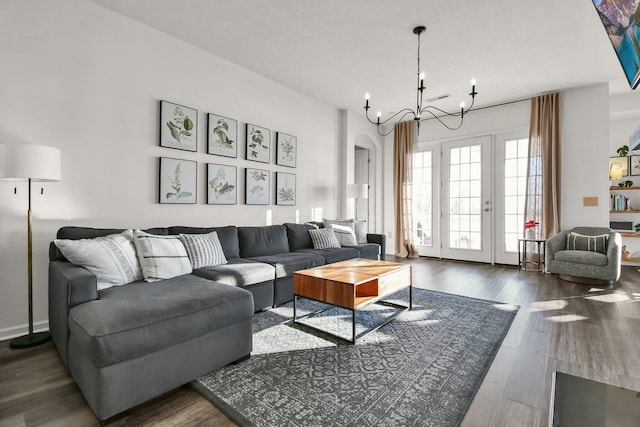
[{"x1": 48, "y1": 222, "x2": 385, "y2": 421}]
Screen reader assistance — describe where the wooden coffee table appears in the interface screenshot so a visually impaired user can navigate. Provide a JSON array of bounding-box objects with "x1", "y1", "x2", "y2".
[{"x1": 293, "y1": 258, "x2": 412, "y2": 343}]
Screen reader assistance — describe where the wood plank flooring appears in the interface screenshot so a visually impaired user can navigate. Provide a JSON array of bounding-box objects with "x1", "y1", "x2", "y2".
[{"x1": 1, "y1": 258, "x2": 639, "y2": 426}]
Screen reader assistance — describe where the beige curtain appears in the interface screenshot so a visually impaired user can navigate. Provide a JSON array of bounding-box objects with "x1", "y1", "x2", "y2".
[
  {"x1": 525, "y1": 93, "x2": 560, "y2": 239},
  {"x1": 393, "y1": 121, "x2": 419, "y2": 258}
]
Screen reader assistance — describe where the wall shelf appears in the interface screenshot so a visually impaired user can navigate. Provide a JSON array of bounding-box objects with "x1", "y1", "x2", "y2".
[
  {"x1": 610, "y1": 186, "x2": 640, "y2": 190},
  {"x1": 610, "y1": 209, "x2": 640, "y2": 213}
]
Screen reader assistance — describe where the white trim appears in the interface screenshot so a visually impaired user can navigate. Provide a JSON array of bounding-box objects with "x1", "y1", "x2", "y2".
[{"x1": 0, "y1": 320, "x2": 49, "y2": 341}]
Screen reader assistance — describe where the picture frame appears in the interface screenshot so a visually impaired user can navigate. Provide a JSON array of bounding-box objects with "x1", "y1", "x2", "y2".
[
  {"x1": 159, "y1": 157, "x2": 197, "y2": 204},
  {"x1": 246, "y1": 123, "x2": 270, "y2": 163},
  {"x1": 207, "y1": 163, "x2": 237, "y2": 204},
  {"x1": 245, "y1": 168, "x2": 270, "y2": 205},
  {"x1": 630, "y1": 155, "x2": 640, "y2": 176},
  {"x1": 276, "y1": 172, "x2": 296, "y2": 206},
  {"x1": 609, "y1": 156, "x2": 629, "y2": 178},
  {"x1": 160, "y1": 101, "x2": 197, "y2": 152},
  {"x1": 276, "y1": 132, "x2": 297, "y2": 168},
  {"x1": 207, "y1": 113, "x2": 238, "y2": 158}
]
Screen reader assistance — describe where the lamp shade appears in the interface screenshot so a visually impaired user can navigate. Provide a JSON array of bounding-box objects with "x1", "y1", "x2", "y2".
[
  {"x1": 347, "y1": 183, "x2": 368, "y2": 199},
  {"x1": 0, "y1": 144, "x2": 61, "y2": 181}
]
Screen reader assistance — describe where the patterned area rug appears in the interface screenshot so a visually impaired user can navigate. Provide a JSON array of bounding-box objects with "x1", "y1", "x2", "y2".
[{"x1": 192, "y1": 288, "x2": 518, "y2": 427}]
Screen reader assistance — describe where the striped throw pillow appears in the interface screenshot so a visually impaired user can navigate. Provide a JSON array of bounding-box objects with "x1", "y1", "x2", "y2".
[
  {"x1": 566, "y1": 232, "x2": 608, "y2": 254},
  {"x1": 330, "y1": 224, "x2": 358, "y2": 246},
  {"x1": 133, "y1": 230, "x2": 192, "y2": 282},
  {"x1": 55, "y1": 230, "x2": 142, "y2": 290},
  {"x1": 179, "y1": 231, "x2": 228, "y2": 269},
  {"x1": 309, "y1": 228, "x2": 341, "y2": 249}
]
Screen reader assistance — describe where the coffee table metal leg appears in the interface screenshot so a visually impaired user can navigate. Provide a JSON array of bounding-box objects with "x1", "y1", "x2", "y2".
[
  {"x1": 409, "y1": 284, "x2": 413, "y2": 310},
  {"x1": 293, "y1": 295, "x2": 297, "y2": 323},
  {"x1": 352, "y1": 310, "x2": 356, "y2": 344}
]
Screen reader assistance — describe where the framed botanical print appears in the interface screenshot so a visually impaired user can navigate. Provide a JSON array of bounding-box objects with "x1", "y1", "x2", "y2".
[
  {"x1": 208, "y1": 113, "x2": 237, "y2": 158},
  {"x1": 245, "y1": 168, "x2": 269, "y2": 205},
  {"x1": 276, "y1": 172, "x2": 296, "y2": 206},
  {"x1": 246, "y1": 123, "x2": 270, "y2": 163},
  {"x1": 160, "y1": 101, "x2": 197, "y2": 152},
  {"x1": 159, "y1": 157, "x2": 197, "y2": 204},
  {"x1": 609, "y1": 156, "x2": 629, "y2": 178},
  {"x1": 630, "y1": 155, "x2": 640, "y2": 176},
  {"x1": 207, "y1": 163, "x2": 237, "y2": 204},
  {"x1": 276, "y1": 132, "x2": 297, "y2": 167}
]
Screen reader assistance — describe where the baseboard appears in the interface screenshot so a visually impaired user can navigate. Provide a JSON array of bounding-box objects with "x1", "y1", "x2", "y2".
[{"x1": 0, "y1": 320, "x2": 50, "y2": 342}]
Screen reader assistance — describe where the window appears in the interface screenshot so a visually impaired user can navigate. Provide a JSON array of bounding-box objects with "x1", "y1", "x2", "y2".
[
  {"x1": 412, "y1": 151, "x2": 433, "y2": 246},
  {"x1": 504, "y1": 138, "x2": 529, "y2": 252},
  {"x1": 449, "y1": 145, "x2": 482, "y2": 250}
]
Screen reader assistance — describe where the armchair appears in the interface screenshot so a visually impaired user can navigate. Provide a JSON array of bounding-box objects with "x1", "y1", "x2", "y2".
[{"x1": 546, "y1": 227, "x2": 621, "y2": 285}]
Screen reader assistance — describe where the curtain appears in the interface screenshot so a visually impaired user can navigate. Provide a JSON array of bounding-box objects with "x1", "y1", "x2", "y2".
[
  {"x1": 525, "y1": 93, "x2": 560, "y2": 240},
  {"x1": 393, "y1": 121, "x2": 419, "y2": 258}
]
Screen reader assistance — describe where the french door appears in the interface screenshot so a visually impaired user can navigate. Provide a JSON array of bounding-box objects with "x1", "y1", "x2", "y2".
[{"x1": 440, "y1": 136, "x2": 493, "y2": 262}]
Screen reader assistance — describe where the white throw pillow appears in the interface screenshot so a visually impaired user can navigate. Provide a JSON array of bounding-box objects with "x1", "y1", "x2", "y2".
[
  {"x1": 354, "y1": 221, "x2": 368, "y2": 244},
  {"x1": 133, "y1": 230, "x2": 192, "y2": 282},
  {"x1": 309, "y1": 228, "x2": 341, "y2": 249},
  {"x1": 179, "y1": 231, "x2": 228, "y2": 269},
  {"x1": 55, "y1": 230, "x2": 142, "y2": 290},
  {"x1": 330, "y1": 224, "x2": 358, "y2": 247}
]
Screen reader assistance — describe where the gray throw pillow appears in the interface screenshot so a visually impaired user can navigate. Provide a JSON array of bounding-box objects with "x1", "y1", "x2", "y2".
[
  {"x1": 179, "y1": 231, "x2": 227, "y2": 269},
  {"x1": 309, "y1": 228, "x2": 341, "y2": 249}
]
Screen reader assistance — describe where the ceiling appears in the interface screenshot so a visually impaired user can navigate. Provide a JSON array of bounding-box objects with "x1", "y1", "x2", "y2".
[{"x1": 89, "y1": 0, "x2": 633, "y2": 120}]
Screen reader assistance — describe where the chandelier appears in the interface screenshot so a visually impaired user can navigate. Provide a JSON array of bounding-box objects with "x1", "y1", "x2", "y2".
[{"x1": 364, "y1": 25, "x2": 478, "y2": 136}]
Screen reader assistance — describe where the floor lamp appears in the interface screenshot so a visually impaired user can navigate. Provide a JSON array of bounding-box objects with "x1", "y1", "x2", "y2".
[
  {"x1": 0, "y1": 144, "x2": 61, "y2": 349},
  {"x1": 347, "y1": 183, "x2": 368, "y2": 221}
]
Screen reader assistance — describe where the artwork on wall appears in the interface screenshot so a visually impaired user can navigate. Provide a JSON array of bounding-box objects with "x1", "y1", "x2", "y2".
[
  {"x1": 159, "y1": 157, "x2": 197, "y2": 204},
  {"x1": 245, "y1": 168, "x2": 270, "y2": 205},
  {"x1": 276, "y1": 172, "x2": 296, "y2": 206},
  {"x1": 208, "y1": 114, "x2": 237, "y2": 158},
  {"x1": 160, "y1": 101, "x2": 197, "y2": 152},
  {"x1": 246, "y1": 124, "x2": 270, "y2": 163},
  {"x1": 276, "y1": 132, "x2": 297, "y2": 168},
  {"x1": 207, "y1": 163, "x2": 237, "y2": 204},
  {"x1": 630, "y1": 155, "x2": 640, "y2": 176},
  {"x1": 609, "y1": 157, "x2": 629, "y2": 178}
]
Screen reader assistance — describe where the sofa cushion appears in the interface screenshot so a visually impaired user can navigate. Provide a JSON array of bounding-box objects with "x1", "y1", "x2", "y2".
[
  {"x1": 566, "y1": 232, "x2": 608, "y2": 254},
  {"x1": 68, "y1": 275, "x2": 253, "y2": 367},
  {"x1": 133, "y1": 230, "x2": 192, "y2": 281},
  {"x1": 555, "y1": 250, "x2": 608, "y2": 266},
  {"x1": 295, "y1": 247, "x2": 359, "y2": 264},
  {"x1": 248, "y1": 252, "x2": 324, "y2": 278},
  {"x1": 238, "y1": 225, "x2": 289, "y2": 258},
  {"x1": 192, "y1": 258, "x2": 275, "y2": 287},
  {"x1": 284, "y1": 223, "x2": 315, "y2": 250},
  {"x1": 179, "y1": 231, "x2": 227, "y2": 269},
  {"x1": 54, "y1": 230, "x2": 143, "y2": 290},
  {"x1": 168, "y1": 226, "x2": 240, "y2": 260},
  {"x1": 309, "y1": 228, "x2": 341, "y2": 249}
]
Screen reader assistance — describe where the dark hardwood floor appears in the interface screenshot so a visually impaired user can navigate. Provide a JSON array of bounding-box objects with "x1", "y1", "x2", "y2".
[{"x1": 1, "y1": 258, "x2": 639, "y2": 426}]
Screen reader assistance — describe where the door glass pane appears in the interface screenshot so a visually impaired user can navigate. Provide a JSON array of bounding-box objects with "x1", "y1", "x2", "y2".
[
  {"x1": 449, "y1": 144, "x2": 481, "y2": 250},
  {"x1": 504, "y1": 138, "x2": 529, "y2": 253},
  {"x1": 412, "y1": 151, "x2": 432, "y2": 247}
]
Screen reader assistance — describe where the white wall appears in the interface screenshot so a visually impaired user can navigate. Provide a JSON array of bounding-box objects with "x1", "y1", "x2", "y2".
[
  {"x1": 382, "y1": 84, "x2": 611, "y2": 255},
  {"x1": 0, "y1": 0, "x2": 341, "y2": 338},
  {"x1": 560, "y1": 84, "x2": 610, "y2": 229}
]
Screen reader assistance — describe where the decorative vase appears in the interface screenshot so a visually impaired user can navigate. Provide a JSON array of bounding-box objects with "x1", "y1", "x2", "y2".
[{"x1": 525, "y1": 229, "x2": 535, "y2": 240}]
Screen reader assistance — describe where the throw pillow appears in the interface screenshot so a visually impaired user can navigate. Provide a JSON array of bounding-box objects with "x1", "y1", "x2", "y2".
[
  {"x1": 330, "y1": 224, "x2": 358, "y2": 246},
  {"x1": 179, "y1": 231, "x2": 227, "y2": 269},
  {"x1": 309, "y1": 228, "x2": 341, "y2": 249},
  {"x1": 354, "y1": 220, "x2": 368, "y2": 244},
  {"x1": 133, "y1": 230, "x2": 192, "y2": 282},
  {"x1": 54, "y1": 230, "x2": 142, "y2": 290},
  {"x1": 566, "y1": 232, "x2": 609, "y2": 254}
]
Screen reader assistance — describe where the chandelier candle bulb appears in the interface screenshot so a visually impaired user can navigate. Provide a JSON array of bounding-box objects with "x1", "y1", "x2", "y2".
[{"x1": 376, "y1": 111, "x2": 381, "y2": 125}]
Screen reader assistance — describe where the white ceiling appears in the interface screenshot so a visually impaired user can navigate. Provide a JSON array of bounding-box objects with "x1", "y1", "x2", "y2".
[{"x1": 89, "y1": 0, "x2": 634, "y2": 119}]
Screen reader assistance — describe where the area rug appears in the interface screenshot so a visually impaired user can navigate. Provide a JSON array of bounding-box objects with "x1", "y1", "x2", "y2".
[{"x1": 192, "y1": 288, "x2": 518, "y2": 427}]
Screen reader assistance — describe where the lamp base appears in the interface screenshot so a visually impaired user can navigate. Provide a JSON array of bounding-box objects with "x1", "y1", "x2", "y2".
[{"x1": 9, "y1": 331, "x2": 51, "y2": 349}]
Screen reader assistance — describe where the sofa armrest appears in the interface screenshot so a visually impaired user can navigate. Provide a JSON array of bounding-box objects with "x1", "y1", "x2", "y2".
[
  {"x1": 607, "y1": 232, "x2": 622, "y2": 266},
  {"x1": 546, "y1": 230, "x2": 569, "y2": 261},
  {"x1": 48, "y1": 261, "x2": 98, "y2": 368},
  {"x1": 367, "y1": 233, "x2": 386, "y2": 261}
]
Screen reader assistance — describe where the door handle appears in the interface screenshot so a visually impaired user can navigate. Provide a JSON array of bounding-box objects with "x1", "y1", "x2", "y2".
[{"x1": 483, "y1": 208, "x2": 490, "y2": 212}]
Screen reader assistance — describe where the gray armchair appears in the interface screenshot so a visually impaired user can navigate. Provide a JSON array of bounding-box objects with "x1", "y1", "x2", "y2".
[{"x1": 546, "y1": 227, "x2": 621, "y2": 285}]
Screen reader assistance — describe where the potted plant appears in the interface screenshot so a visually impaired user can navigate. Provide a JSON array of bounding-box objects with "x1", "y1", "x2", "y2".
[
  {"x1": 524, "y1": 220, "x2": 539, "y2": 239},
  {"x1": 635, "y1": 223, "x2": 640, "y2": 233}
]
